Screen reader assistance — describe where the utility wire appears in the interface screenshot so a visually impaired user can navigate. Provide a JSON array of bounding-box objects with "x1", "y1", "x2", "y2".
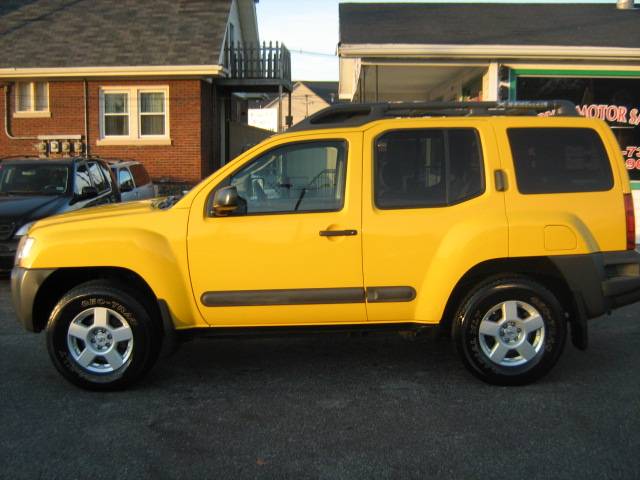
[{"x1": 288, "y1": 49, "x2": 337, "y2": 58}]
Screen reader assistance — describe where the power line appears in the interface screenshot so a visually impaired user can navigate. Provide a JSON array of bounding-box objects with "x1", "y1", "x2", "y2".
[{"x1": 288, "y1": 49, "x2": 337, "y2": 58}]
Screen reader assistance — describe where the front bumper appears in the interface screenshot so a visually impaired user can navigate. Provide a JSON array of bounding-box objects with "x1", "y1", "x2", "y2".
[
  {"x1": 551, "y1": 250, "x2": 640, "y2": 319},
  {"x1": 11, "y1": 267, "x2": 55, "y2": 332}
]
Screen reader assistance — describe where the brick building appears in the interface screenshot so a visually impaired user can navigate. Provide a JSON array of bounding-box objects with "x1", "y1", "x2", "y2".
[{"x1": 0, "y1": 0, "x2": 291, "y2": 185}]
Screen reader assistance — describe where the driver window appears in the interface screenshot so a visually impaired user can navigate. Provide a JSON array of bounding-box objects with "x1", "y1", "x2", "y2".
[
  {"x1": 88, "y1": 162, "x2": 107, "y2": 193},
  {"x1": 224, "y1": 140, "x2": 347, "y2": 215},
  {"x1": 118, "y1": 168, "x2": 134, "y2": 190}
]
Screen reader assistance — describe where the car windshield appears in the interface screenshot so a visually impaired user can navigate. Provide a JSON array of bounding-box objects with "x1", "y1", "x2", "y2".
[{"x1": 0, "y1": 164, "x2": 70, "y2": 195}]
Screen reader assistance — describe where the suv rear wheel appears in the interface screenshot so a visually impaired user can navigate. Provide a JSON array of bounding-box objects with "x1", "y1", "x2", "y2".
[
  {"x1": 46, "y1": 280, "x2": 161, "y2": 390},
  {"x1": 453, "y1": 276, "x2": 567, "y2": 385}
]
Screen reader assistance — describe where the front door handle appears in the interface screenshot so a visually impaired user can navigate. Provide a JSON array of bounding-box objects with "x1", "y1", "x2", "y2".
[{"x1": 319, "y1": 229, "x2": 358, "y2": 237}]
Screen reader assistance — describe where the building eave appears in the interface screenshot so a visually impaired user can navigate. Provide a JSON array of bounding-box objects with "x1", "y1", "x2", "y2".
[
  {"x1": 338, "y1": 44, "x2": 640, "y2": 62},
  {"x1": 0, "y1": 65, "x2": 226, "y2": 79}
]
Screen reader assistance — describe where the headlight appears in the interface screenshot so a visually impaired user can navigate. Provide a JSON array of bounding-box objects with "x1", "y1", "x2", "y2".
[
  {"x1": 14, "y1": 221, "x2": 35, "y2": 238},
  {"x1": 14, "y1": 236, "x2": 35, "y2": 267}
]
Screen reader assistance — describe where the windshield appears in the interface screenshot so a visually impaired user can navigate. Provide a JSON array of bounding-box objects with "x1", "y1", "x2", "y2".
[{"x1": 0, "y1": 164, "x2": 70, "y2": 195}]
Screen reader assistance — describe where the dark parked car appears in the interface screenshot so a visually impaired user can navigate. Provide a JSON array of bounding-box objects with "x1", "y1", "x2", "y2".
[
  {"x1": 109, "y1": 160, "x2": 157, "y2": 202},
  {"x1": 0, "y1": 156, "x2": 117, "y2": 271}
]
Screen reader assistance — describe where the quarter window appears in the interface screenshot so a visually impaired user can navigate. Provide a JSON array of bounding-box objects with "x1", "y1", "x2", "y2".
[
  {"x1": 16, "y1": 81, "x2": 49, "y2": 112},
  {"x1": 508, "y1": 128, "x2": 613, "y2": 194},
  {"x1": 220, "y1": 141, "x2": 347, "y2": 215},
  {"x1": 375, "y1": 129, "x2": 484, "y2": 209}
]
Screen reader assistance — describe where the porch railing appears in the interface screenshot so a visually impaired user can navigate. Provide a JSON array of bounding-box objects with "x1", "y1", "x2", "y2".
[{"x1": 224, "y1": 41, "x2": 291, "y2": 84}]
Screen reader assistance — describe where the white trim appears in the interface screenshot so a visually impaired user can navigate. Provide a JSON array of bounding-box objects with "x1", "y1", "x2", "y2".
[
  {"x1": 485, "y1": 61, "x2": 499, "y2": 101},
  {"x1": 360, "y1": 60, "x2": 491, "y2": 68},
  {"x1": 99, "y1": 85, "x2": 171, "y2": 144},
  {"x1": 501, "y1": 62, "x2": 640, "y2": 72},
  {"x1": 339, "y1": 43, "x2": 640, "y2": 61},
  {"x1": 13, "y1": 111, "x2": 51, "y2": 118},
  {"x1": 0, "y1": 65, "x2": 225, "y2": 79},
  {"x1": 96, "y1": 138, "x2": 172, "y2": 146},
  {"x1": 37, "y1": 134, "x2": 81, "y2": 140}
]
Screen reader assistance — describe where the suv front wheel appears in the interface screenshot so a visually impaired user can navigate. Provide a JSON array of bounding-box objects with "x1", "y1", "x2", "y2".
[
  {"x1": 46, "y1": 280, "x2": 161, "y2": 390},
  {"x1": 453, "y1": 276, "x2": 567, "y2": 385}
]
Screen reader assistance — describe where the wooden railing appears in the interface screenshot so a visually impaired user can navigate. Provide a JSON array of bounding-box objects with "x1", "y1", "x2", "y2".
[{"x1": 224, "y1": 41, "x2": 291, "y2": 84}]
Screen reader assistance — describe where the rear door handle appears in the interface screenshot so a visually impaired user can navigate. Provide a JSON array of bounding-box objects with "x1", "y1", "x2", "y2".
[{"x1": 319, "y1": 229, "x2": 358, "y2": 237}]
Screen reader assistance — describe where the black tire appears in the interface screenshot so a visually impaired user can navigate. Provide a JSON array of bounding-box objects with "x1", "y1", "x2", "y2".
[
  {"x1": 46, "y1": 280, "x2": 162, "y2": 391},
  {"x1": 453, "y1": 275, "x2": 567, "y2": 386}
]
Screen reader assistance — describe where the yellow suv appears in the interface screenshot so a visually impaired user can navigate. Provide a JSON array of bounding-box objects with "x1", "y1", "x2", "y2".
[{"x1": 11, "y1": 101, "x2": 640, "y2": 390}]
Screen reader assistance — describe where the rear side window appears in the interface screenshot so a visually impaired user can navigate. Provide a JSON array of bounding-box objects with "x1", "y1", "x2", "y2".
[
  {"x1": 507, "y1": 128, "x2": 613, "y2": 194},
  {"x1": 375, "y1": 129, "x2": 484, "y2": 209},
  {"x1": 130, "y1": 164, "x2": 151, "y2": 187}
]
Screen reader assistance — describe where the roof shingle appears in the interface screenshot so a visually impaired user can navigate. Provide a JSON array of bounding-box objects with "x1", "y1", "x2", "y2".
[
  {"x1": 339, "y1": 3, "x2": 640, "y2": 49},
  {"x1": 0, "y1": 0, "x2": 232, "y2": 68}
]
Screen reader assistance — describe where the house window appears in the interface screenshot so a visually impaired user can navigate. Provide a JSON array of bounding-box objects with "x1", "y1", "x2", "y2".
[
  {"x1": 139, "y1": 92, "x2": 165, "y2": 136},
  {"x1": 15, "y1": 81, "x2": 49, "y2": 113},
  {"x1": 103, "y1": 92, "x2": 129, "y2": 136},
  {"x1": 99, "y1": 86, "x2": 169, "y2": 144}
]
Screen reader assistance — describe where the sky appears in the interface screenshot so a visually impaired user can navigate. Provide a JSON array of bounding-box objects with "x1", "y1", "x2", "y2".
[{"x1": 256, "y1": 0, "x2": 619, "y2": 81}]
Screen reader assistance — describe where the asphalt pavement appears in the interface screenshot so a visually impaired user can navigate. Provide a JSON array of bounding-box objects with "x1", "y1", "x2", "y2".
[{"x1": 1, "y1": 278, "x2": 639, "y2": 479}]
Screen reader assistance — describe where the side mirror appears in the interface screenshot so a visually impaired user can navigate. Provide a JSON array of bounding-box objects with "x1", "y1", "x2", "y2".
[
  {"x1": 212, "y1": 186, "x2": 241, "y2": 216},
  {"x1": 120, "y1": 182, "x2": 134, "y2": 193},
  {"x1": 75, "y1": 186, "x2": 98, "y2": 202}
]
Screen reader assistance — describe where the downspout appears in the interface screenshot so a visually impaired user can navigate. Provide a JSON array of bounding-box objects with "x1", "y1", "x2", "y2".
[
  {"x1": 2, "y1": 84, "x2": 37, "y2": 140},
  {"x1": 83, "y1": 79, "x2": 89, "y2": 158}
]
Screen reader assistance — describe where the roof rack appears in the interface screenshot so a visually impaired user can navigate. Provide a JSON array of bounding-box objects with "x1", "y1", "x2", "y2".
[{"x1": 288, "y1": 100, "x2": 578, "y2": 132}]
